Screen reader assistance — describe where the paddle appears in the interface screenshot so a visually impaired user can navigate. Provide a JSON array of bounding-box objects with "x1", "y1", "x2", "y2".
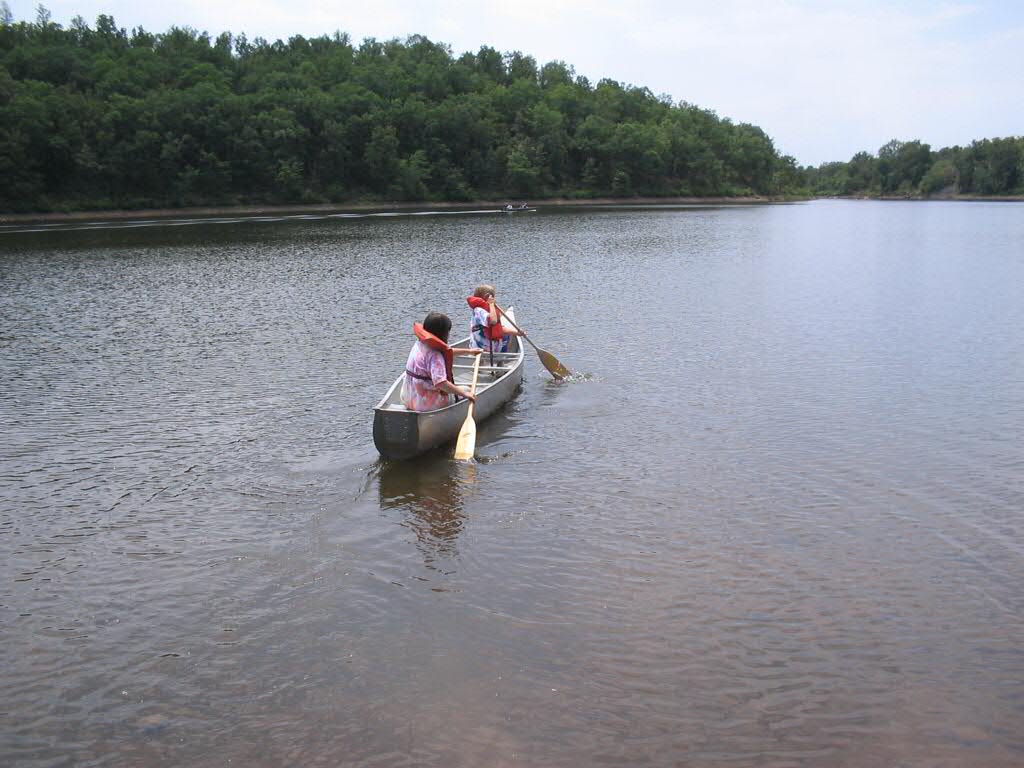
[
  {"x1": 453, "y1": 353, "x2": 483, "y2": 460},
  {"x1": 496, "y1": 305, "x2": 571, "y2": 380}
]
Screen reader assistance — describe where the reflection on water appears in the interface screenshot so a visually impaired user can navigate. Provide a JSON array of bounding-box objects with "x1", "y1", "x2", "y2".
[
  {"x1": 377, "y1": 456, "x2": 476, "y2": 570},
  {"x1": 2, "y1": 201, "x2": 1024, "y2": 767}
]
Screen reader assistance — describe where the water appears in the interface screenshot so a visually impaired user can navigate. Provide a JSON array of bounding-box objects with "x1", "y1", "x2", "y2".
[{"x1": 1, "y1": 200, "x2": 1022, "y2": 767}]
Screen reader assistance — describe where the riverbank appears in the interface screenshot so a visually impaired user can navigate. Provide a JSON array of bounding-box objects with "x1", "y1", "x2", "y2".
[
  {"x1": 0, "y1": 195, "x2": 802, "y2": 225},
  {"x1": 829, "y1": 194, "x2": 1024, "y2": 202}
]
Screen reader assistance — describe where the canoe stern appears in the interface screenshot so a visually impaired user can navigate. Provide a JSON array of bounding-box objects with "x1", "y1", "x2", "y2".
[{"x1": 373, "y1": 406, "x2": 422, "y2": 460}]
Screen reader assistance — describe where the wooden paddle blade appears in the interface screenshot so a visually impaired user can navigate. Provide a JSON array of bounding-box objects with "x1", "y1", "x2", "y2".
[
  {"x1": 453, "y1": 405, "x2": 477, "y2": 460},
  {"x1": 494, "y1": 304, "x2": 570, "y2": 381},
  {"x1": 537, "y1": 348, "x2": 571, "y2": 379},
  {"x1": 454, "y1": 354, "x2": 483, "y2": 460}
]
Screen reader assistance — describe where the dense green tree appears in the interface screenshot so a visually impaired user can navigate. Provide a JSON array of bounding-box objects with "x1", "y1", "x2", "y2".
[
  {"x1": 919, "y1": 159, "x2": 957, "y2": 195},
  {"x1": 0, "y1": 9, "x2": 806, "y2": 212},
  {"x1": 805, "y1": 136, "x2": 1022, "y2": 198}
]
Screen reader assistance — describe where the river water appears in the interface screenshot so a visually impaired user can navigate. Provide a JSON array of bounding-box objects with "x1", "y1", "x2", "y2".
[{"x1": 1, "y1": 200, "x2": 1022, "y2": 767}]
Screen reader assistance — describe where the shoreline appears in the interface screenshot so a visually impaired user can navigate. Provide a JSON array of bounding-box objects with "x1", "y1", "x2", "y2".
[
  {"x1": 825, "y1": 194, "x2": 1024, "y2": 202},
  {"x1": 3, "y1": 194, "x2": 1020, "y2": 225},
  {"x1": 0, "y1": 196, "x2": 799, "y2": 225}
]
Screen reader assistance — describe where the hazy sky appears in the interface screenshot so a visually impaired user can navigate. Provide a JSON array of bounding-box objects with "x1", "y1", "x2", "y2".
[{"x1": 9, "y1": 0, "x2": 1023, "y2": 165}]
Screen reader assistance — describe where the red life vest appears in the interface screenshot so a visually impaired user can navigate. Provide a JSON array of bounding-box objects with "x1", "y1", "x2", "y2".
[
  {"x1": 412, "y1": 323, "x2": 454, "y2": 383},
  {"x1": 467, "y1": 296, "x2": 505, "y2": 340}
]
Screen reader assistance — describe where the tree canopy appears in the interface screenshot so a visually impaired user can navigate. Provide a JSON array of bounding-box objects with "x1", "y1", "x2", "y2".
[
  {"x1": 803, "y1": 137, "x2": 1024, "y2": 198},
  {"x1": 0, "y1": 10, "x2": 802, "y2": 212}
]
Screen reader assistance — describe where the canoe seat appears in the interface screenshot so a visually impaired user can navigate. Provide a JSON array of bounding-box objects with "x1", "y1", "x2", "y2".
[{"x1": 385, "y1": 404, "x2": 408, "y2": 411}]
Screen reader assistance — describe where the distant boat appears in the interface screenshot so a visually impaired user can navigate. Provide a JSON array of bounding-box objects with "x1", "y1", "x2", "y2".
[
  {"x1": 373, "y1": 307, "x2": 525, "y2": 459},
  {"x1": 502, "y1": 203, "x2": 534, "y2": 212}
]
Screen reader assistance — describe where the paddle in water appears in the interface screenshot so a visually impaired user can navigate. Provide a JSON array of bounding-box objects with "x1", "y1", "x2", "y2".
[
  {"x1": 496, "y1": 305, "x2": 570, "y2": 380},
  {"x1": 453, "y1": 353, "x2": 483, "y2": 460}
]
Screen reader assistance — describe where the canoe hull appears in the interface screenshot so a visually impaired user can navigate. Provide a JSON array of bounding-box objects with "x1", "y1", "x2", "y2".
[{"x1": 372, "y1": 309, "x2": 524, "y2": 460}]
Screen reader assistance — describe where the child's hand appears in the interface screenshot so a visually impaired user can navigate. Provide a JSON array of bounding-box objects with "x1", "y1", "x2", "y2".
[{"x1": 469, "y1": 347, "x2": 483, "y2": 356}]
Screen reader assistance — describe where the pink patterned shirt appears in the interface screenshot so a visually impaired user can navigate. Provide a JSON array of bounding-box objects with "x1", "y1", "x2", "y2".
[{"x1": 400, "y1": 341, "x2": 451, "y2": 411}]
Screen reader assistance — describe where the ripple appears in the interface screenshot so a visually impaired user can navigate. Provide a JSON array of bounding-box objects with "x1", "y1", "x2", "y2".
[{"x1": 3, "y1": 202, "x2": 1024, "y2": 767}]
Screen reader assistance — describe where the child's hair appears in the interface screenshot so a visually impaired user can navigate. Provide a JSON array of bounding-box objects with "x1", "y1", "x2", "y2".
[
  {"x1": 423, "y1": 312, "x2": 452, "y2": 343},
  {"x1": 473, "y1": 284, "x2": 496, "y2": 300}
]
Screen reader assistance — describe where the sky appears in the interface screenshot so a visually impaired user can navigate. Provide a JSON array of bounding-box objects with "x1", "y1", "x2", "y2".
[{"x1": 7, "y1": 0, "x2": 1023, "y2": 165}]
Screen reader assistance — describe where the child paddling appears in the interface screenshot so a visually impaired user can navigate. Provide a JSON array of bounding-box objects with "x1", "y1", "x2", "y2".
[
  {"x1": 467, "y1": 284, "x2": 525, "y2": 355},
  {"x1": 401, "y1": 312, "x2": 481, "y2": 412}
]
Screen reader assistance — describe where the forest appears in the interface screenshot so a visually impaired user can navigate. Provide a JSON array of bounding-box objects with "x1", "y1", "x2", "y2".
[
  {"x1": 0, "y1": 8, "x2": 804, "y2": 213},
  {"x1": 803, "y1": 137, "x2": 1024, "y2": 198}
]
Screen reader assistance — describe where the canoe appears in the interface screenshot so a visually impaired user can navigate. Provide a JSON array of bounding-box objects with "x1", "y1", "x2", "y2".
[{"x1": 373, "y1": 307, "x2": 525, "y2": 459}]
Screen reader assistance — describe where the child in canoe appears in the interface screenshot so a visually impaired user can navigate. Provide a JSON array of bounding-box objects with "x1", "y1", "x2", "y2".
[
  {"x1": 401, "y1": 312, "x2": 482, "y2": 412},
  {"x1": 467, "y1": 284, "x2": 525, "y2": 354}
]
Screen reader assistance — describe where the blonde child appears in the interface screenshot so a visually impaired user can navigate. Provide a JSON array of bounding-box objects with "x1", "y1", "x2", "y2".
[{"x1": 466, "y1": 284, "x2": 525, "y2": 354}]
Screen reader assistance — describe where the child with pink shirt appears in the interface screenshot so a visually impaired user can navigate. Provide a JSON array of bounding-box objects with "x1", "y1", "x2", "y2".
[{"x1": 401, "y1": 312, "x2": 481, "y2": 412}]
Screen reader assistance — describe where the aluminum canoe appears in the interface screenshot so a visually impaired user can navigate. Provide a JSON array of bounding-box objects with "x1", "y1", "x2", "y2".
[{"x1": 372, "y1": 307, "x2": 525, "y2": 459}]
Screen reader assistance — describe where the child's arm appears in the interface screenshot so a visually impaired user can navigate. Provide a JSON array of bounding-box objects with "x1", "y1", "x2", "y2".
[
  {"x1": 451, "y1": 346, "x2": 483, "y2": 356},
  {"x1": 491, "y1": 301, "x2": 524, "y2": 336},
  {"x1": 436, "y1": 379, "x2": 476, "y2": 402}
]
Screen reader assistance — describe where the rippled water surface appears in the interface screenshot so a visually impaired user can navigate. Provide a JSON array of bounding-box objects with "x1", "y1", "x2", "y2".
[{"x1": 2, "y1": 201, "x2": 1023, "y2": 767}]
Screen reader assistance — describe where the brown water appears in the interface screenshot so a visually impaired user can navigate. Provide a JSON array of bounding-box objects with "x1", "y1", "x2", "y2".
[{"x1": 1, "y1": 200, "x2": 1023, "y2": 767}]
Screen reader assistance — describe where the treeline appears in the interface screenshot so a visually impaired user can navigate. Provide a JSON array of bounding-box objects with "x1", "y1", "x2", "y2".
[
  {"x1": 0, "y1": 8, "x2": 803, "y2": 213},
  {"x1": 804, "y1": 137, "x2": 1024, "y2": 198}
]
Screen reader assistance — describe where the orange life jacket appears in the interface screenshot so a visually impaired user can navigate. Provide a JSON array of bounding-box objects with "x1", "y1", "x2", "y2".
[
  {"x1": 467, "y1": 296, "x2": 505, "y2": 340},
  {"x1": 412, "y1": 323, "x2": 454, "y2": 383}
]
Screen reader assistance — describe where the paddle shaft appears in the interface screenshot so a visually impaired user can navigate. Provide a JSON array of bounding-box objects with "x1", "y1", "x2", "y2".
[
  {"x1": 495, "y1": 304, "x2": 570, "y2": 379},
  {"x1": 467, "y1": 352, "x2": 482, "y2": 399},
  {"x1": 495, "y1": 305, "x2": 541, "y2": 354}
]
